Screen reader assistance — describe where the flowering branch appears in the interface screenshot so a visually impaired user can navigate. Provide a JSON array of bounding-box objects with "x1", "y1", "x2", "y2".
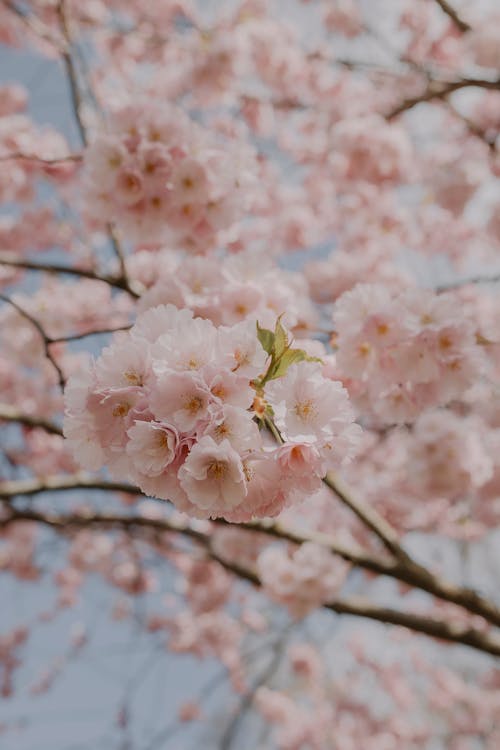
[
  {"x1": 2, "y1": 507, "x2": 500, "y2": 658},
  {"x1": 323, "y1": 471, "x2": 407, "y2": 561},
  {"x1": 0, "y1": 406, "x2": 63, "y2": 436},
  {"x1": 55, "y1": 0, "x2": 134, "y2": 294},
  {"x1": 436, "y1": 273, "x2": 500, "y2": 292},
  {"x1": 2, "y1": 470, "x2": 500, "y2": 630},
  {"x1": 433, "y1": 0, "x2": 471, "y2": 32},
  {"x1": 0, "y1": 254, "x2": 140, "y2": 297},
  {"x1": 0, "y1": 474, "x2": 142, "y2": 500},
  {"x1": 0, "y1": 293, "x2": 66, "y2": 389},
  {"x1": 387, "y1": 77, "x2": 500, "y2": 119}
]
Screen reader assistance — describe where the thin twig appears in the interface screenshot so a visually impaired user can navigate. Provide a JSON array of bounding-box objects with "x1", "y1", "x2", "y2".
[
  {"x1": 0, "y1": 255, "x2": 140, "y2": 298},
  {"x1": 56, "y1": 0, "x2": 87, "y2": 147},
  {"x1": 220, "y1": 634, "x2": 289, "y2": 750},
  {"x1": 436, "y1": 273, "x2": 500, "y2": 292},
  {"x1": 323, "y1": 471, "x2": 408, "y2": 561},
  {"x1": 2, "y1": 0, "x2": 66, "y2": 51},
  {"x1": 56, "y1": 0, "x2": 135, "y2": 294},
  {"x1": 0, "y1": 475, "x2": 144, "y2": 499},
  {"x1": 433, "y1": 0, "x2": 471, "y2": 32},
  {"x1": 0, "y1": 406, "x2": 63, "y2": 436},
  {"x1": 387, "y1": 78, "x2": 500, "y2": 119},
  {"x1": 0, "y1": 293, "x2": 66, "y2": 389},
  {"x1": 49, "y1": 325, "x2": 132, "y2": 344}
]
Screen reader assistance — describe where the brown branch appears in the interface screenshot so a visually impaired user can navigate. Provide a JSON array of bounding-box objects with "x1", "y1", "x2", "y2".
[
  {"x1": 55, "y1": 0, "x2": 135, "y2": 295},
  {"x1": 436, "y1": 273, "x2": 500, "y2": 292},
  {"x1": 444, "y1": 101, "x2": 498, "y2": 153},
  {"x1": 0, "y1": 406, "x2": 63, "y2": 436},
  {"x1": 387, "y1": 78, "x2": 500, "y2": 119},
  {"x1": 325, "y1": 597, "x2": 500, "y2": 657},
  {"x1": 223, "y1": 517, "x2": 500, "y2": 630},
  {"x1": 2, "y1": 507, "x2": 500, "y2": 658},
  {"x1": 0, "y1": 254, "x2": 140, "y2": 297},
  {"x1": 56, "y1": 0, "x2": 87, "y2": 147},
  {"x1": 261, "y1": 418, "x2": 500, "y2": 629},
  {"x1": 3, "y1": 469, "x2": 500, "y2": 630},
  {"x1": 49, "y1": 325, "x2": 132, "y2": 344},
  {"x1": 2, "y1": 0, "x2": 66, "y2": 50},
  {"x1": 323, "y1": 471, "x2": 408, "y2": 561},
  {"x1": 433, "y1": 0, "x2": 471, "y2": 32},
  {"x1": 0, "y1": 475, "x2": 143, "y2": 499},
  {"x1": 0, "y1": 293, "x2": 66, "y2": 390}
]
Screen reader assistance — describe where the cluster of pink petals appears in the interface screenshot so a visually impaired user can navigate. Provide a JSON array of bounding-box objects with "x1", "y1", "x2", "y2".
[
  {"x1": 0, "y1": 279, "x2": 131, "y2": 367},
  {"x1": 329, "y1": 115, "x2": 414, "y2": 186},
  {"x1": 405, "y1": 410, "x2": 494, "y2": 500},
  {"x1": 305, "y1": 246, "x2": 410, "y2": 305},
  {"x1": 64, "y1": 305, "x2": 361, "y2": 521},
  {"x1": 0, "y1": 627, "x2": 29, "y2": 699},
  {"x1": 83, "y1": 102, "x2": 256, "y2": 249},
  {"x1": 257, "y1": 542, "x2": 349, "y2": 618},
  {"x1": 136, "y1": 249, "x2": 317, "y2": 331},
  {"x1": 333, "y1": 284, "x2": 483, "y2": 424},
  {"x1": 0, "y1": 88, "x2": 73, "y2": 202}
]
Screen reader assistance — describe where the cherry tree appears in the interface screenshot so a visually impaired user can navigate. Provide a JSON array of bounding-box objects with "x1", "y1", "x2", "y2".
[{"x1": 1, "y1": 0, "x2": 500, "y2": 747}]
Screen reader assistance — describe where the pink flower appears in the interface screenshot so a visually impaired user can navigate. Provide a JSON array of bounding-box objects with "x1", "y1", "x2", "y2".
[
  {"x1": 257, "y1": 542, "x2": 349, "y2": 618},
  {"x1": 126, "y1": 420, "x2": 179, "y2": 476},
  {"x1": 266, "y1": 362, "x2": 361, "y2": 466},
  {"x1": 149, "y1": 370, "x2": 210, "y2": 432},
  {"x1": 178, "y1": 436, "x2": 247, "y2": 515}
]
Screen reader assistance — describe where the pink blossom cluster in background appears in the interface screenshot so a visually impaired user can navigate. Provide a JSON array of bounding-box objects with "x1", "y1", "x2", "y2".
[
  {"x1": 257, "y1": 542, "x2": 349, "y2": 618},
  {"x1": 84, "y1": 103, "x2": 257, "y2": 250},
  {"x1": 333, "y1": 284, "x2": 484, "y2": 423},
  {"x1": 134, "y1": 249, "x2": 318, "y2": 332}
]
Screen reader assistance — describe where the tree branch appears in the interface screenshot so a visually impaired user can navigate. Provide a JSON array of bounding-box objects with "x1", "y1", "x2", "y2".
[
  {"x1": 432, "y1": 0, "x2": 471, "y2": 32},
  {"x1": 0, "y1": 254, "x2": 140, "y2": 298},
  {"x1": 55, "y1": 0, "x2": 135, "y2": 295},
  {"x1": 387, "y1": 78, "x2": 500, "y2": 119},
  {"x1": 325, "y1": 597, "x2": 500, "y2": 657},
  {"x1": 436, "y1": 273, "x2": 500, "y2": 292},
  {"x1": 323, "y1": 471, "x2": 408, "y2": 561},
  {"x1": 0, "y1": 406, "x2": 63, "y2": 436},
  {"x1": 56, "y1": 0, "x2": 87, "y2": 147},
  {"x1": 3, "y1": 507, "x2": 500, "y2": 658},
  {"x1": 0, "y1": 475, "x2": 143, "y2": 499},
  {"x1": 2, "y1": 472, "x2": 499, "y2": 630},
  {"x1": 0, "y1": 293, "x2": 66, "y2": 389}
]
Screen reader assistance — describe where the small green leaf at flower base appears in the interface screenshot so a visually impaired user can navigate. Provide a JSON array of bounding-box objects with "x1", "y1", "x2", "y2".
[
  {"x1": 256, "y1": 322, "x2": 275, "y2": 355},
  {"x1": 273, "y1": 316, "x2": 289, "y2": 359}
]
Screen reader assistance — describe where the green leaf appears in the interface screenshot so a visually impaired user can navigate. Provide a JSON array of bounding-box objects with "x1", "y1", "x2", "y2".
[
  {"x1": 268, "y1": 348, "x2": 306, "y2": 380},
  {"x1": 256, "y1": 322, "x2": 275, "y2": 355},
  {"x1": 273, "y1": 316, "x2": 289, "y2": 359}
]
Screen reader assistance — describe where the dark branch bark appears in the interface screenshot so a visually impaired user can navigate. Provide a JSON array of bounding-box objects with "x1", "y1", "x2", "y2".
[
  {"x1": 0, "y1": 255, "x2": 140, "y2": 297},
  {"x1": 433, "y1": 0, "x2": 471, "y2": 32},
  {"x1": 0, "y1": 406, "x2": 63, "y2": 436},
  {"x1": 0, "y1": 293, "x2": 66, "y2": 389},
  {"x1": 3, "y1": 508, "x2": 500, "y2": 658},
  {"x1": 387, "y1": 78, "x2": 500, "y2": 119}
]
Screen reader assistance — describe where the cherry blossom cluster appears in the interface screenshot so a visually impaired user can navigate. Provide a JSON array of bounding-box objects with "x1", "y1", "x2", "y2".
[
  {"x1": 84, "y1": 102, "x2": 257, "y2": 249},
  {"x1": 257, "y1": 542, "x2": 349, "y2": 618},
  {"x1": 64, "y1": 305, "x2": 361, "y2": 520},
  {"x1": 0, "y1": 84, "x2": 73, "y2": 203},
  {"x1": 135, "y1": 249, "x2": 317, "y2": 332},
  {"x1": 333, "y1": 284, "x2": 484, "y2": 424}
]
